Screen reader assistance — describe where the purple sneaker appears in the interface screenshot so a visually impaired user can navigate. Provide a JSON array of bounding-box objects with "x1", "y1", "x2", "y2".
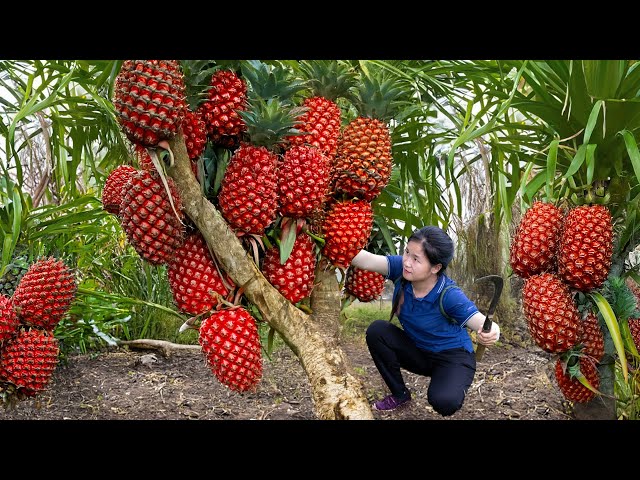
[{"x1": 373, "y1": 392, "x2": 411, "y2": 411}]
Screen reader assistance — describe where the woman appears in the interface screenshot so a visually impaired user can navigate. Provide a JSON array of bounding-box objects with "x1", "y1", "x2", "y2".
[{"x1": 351, "y1": 225, "x2": 500, "y2": 416}]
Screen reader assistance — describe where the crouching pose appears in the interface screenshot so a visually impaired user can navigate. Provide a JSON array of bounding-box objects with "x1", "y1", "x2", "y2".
[{"x1": 351, "y1": 225, "x2": 500, "y2": 416}]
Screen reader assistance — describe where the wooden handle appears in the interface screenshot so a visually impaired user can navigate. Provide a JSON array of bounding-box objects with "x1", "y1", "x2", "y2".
[
  {"x1": 475, "y1": 343, "x2": 487, "y2": 361},
  {"x1": 475, "y1": 315, "x2": 492, "y2": 361}
]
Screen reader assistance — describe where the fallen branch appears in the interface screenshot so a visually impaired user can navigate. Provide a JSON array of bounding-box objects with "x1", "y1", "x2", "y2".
[{"x1": 117, "y1": 339, "x2": 201, "y2": 357}]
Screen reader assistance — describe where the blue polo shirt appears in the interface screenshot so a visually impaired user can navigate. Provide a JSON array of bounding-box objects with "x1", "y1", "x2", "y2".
[{"x1": 387, "y1": 255, "x2": 478, "y2": 353}]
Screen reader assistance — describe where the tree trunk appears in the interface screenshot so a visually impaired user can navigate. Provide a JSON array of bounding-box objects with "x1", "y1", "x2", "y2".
[{"x1": 166, "y1": 133, "x2": 374, "y2": 420}]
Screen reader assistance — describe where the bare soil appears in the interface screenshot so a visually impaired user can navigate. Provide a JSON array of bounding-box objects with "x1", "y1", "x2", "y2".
[{"x1": 2, "y1": 329, "x2": 572, "y2": 421}]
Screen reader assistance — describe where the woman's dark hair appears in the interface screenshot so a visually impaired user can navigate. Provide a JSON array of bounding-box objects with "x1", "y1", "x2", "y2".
[{"x1": 408, "y1": 226, "x2": 455, "y2": 275}]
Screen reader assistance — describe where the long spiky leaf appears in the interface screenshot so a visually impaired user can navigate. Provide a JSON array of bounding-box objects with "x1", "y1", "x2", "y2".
[{"x1": 590, "y1": 291, "x2": 628, "y2": 383}]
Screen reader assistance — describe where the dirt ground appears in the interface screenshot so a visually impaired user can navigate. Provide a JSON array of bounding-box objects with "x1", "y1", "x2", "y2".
[{"x1": 1, "y1": 326, "x2": 573, "y2": 421}]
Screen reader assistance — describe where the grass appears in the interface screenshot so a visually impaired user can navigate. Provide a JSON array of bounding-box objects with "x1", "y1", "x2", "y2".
[{"x1": 340, "y1": 299, "x2": 394, "y2": 340}]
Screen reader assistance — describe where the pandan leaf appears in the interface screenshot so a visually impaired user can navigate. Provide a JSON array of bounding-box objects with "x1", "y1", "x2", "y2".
[
  {"x1": 589, "y1": 291, "x2": 629, "y2": 383},
  {"x1": 584, "y1": 100, "x2": 603, "y2": 144},
  {"x1": 303, "y1": 228, "x2": 325, "y2": 246},
  {"x1": 77, "y1": 286, "x2": 185, "y2": 321},
  {"x1": 279, "y1": 217, "x2": 297, "y2": 264},
  {"x1": 618, "y1": 129, "x2": 640, "y2": 184},
  {"x1": 582, "y1": 60, "x2": 626, "y2": 99},
  {"x1": 148, "y1": 148, "x2": 183, "y2": 225},
  {"x1": 628, "y1": 271, "x2": 640, "y2": 286},
  {"x1": 563, "y1": 143, "x2": 587, "y2": 180},
  {"x1": 586, "y1": 144, "x2": 597, "y2": 185},
  {"x1": 575, "y1": 368, "x2": 604, "y2": 396},
  {"x1": 523, "y1": 170, "x2": 547, "y2": 203},
  {"x1": 266, "y1": 326, "x2": 275, "y2": 356},
  {"x1": 10, "y1": 186, "x2": 21, "y2": 251},
  {"x1": 297, "y1": 304, "x2": 312, "y2": 314},
  {"x1": 545, "y1": 139, "x2": 559, "y2": 201},
  {"x1": 620, "y1": 319, "x2": 640, "y2": 360}
]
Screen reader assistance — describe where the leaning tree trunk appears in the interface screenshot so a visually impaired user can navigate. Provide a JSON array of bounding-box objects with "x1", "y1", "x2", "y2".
[{"x1": 167, "y1": 133, "x2": 374, "y2": 420}]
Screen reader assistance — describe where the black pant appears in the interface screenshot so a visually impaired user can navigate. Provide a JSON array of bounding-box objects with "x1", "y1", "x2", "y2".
[{"x1": 365, "y1": 319, "x2": 476, "y2": 417}]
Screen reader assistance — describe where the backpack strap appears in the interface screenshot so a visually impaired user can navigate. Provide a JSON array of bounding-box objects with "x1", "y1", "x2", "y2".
[
  {"x1": 389, "y1": 280, "x2": 461, "y2": 325},
  {"x1": 439, "y1": 284, "x2": 461, "y2": 324},
  {"x1": 389, "y1": 278, "x2": 406, "y2": 321}
]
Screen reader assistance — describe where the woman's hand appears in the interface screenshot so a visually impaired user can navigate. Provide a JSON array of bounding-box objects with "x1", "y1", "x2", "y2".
[{"x1": 477, "y1": 322, "x2": 500, "y2": 346}]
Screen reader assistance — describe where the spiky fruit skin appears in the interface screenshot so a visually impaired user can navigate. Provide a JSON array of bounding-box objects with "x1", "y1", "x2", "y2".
[
  {"x1": 102, "y1": 165, "x2": 138, "y2": 215},
  {"x1": 522, "y1": 273, "x2": 582, "y2": 353},
  {"x1": 580, "y1": 312, "x2": 604, "y2": 362},
  {"x1": 0, "y1": 295, "x2": 18, "y2": 342},
  {"x1": 0, "y1": 258, "x2": 29, "y2": 297},
  {"x1": 278, "y1": 145, "x2": 331, "y2": 219},
  {"x1": 510, "y1": 201, "x2": 564, "y2": 278},
  {"x1": 197, "y1": 70, "x2": 247, "y2": 148},
  {"x1": 557, "y1": 205, "x2": 613, "y2": 292},
  {"x1": 321, "y1": 199, "x2": 373, "y2": 269},
  {"x1": 332, "y1": 117, "x2": 393, "y2": 202},
  {"x1": 120, "y1": 170, "x2": 185, "y2": 265},
  {"x1": 555, "y1": 356, "x2": 599, "y2": 403},
  {"x1": 218, "y1": 144, "x2": 278, "y2": 235},
  {"x1": 0, "y1": 328, "x2": 59, "y2": 395},
  {"x1": 345, "y1": 266, "x2": 385, "y2": 302},
  {"x1": 629, "y1": 318, "x2": 640, "y2": 351},
  {"x1": 167, "y1": 231, "x2": 233, "y2": 315},
  {"x1": 285, "y1": 97, "x2": 342, "y2": 159},
  {"x1": 262, "y1": 233, "x2": 316, "y2": 304},
  {"x1": 12, "y1": 257, "x2": 77, "y2": 330},
  {"x1": 198, "y1": 307, "x2": 262, "y2": 392},
  {"x1": 135, "y1": 144, "x2": 154, "y2": 171},
  {"x1": 182, "y1": 108, "x2": 208, "y2": 161},
  {"x1": 113, "y1": 60, "x2": 187, "y2": 147}
]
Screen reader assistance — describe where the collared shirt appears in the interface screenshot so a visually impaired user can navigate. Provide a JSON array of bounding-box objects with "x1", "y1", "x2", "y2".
[{"x1": 386, "y1": 255, "x2": 478, "y2": 353}]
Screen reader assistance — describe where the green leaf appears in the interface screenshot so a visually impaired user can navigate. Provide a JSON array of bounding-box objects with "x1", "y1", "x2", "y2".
[
  {"x1": 76, "y1": 286, "x2": 185, "y2": 321},
  {"x1": 575, "y1": 368, "x2": 604, "y2": 396},
  {"x1": 10, "y1": 185, "x2": 21, "y2": 249},
  {"x1": 563, "y1": 144, "x2": 587, "y2": 179},
  {"x1": 589, "y1": 291, "x2": 628, "y2": 383},
  {"x1": 628, "y1": 270, "x2": 640, "y2": 286},
  {"x1": 266, "y1": 326, "x2": 276, "y2": 356},
  {"x1": 523, "y1": 170, "x2": 547, "y2": 203},
  {"x1": 1, "y1": 235, "x2": 13, "y2": 275},
  {"x1": 618, "y1": 129, "x2": 640, "y2": 184},
  {"x1": 545, "y1": 139, "x2": 559, "y2": 200},
  {"x1": 585, "y1": 144, "x2": 597, "y2": 185},
  {"x1": 583, "y1": 100, "x2": 603, "y2": 144},
  {"x1": 619, "y1": 62, "x2": 640, "y2": 98},
  {"x1": 620, "y1": 319, "x2": 640, "y2": 360},
  {"x1": 279, "y1": 220, "x2": 297, "y2": 264},
  {"x1": 582, "y1": 60, "x2": 626, "y2": 99}
]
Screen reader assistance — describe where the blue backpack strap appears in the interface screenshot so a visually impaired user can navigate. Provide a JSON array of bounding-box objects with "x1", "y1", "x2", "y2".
[{"x1": 439, "y1": 284, "x2": 461, "y2": 324}]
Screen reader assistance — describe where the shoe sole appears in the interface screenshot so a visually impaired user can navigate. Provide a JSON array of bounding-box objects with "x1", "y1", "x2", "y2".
[{"x1": 372, "y1": 400, "x2": 411, "y2": 412}]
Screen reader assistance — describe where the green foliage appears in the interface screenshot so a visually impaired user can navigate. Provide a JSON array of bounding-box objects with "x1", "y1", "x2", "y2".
[
  {"x1": 2, "y1": 60, "x2": 640, "y2": 421},
  {"x1": 340, "y1": 301, "x2": 392, "y2": 339},
  {"x1": 615, "y1": 356, "x2": 640, "y2": 420}
]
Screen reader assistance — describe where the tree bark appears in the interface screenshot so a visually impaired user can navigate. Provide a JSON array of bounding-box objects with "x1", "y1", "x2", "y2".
[{"x1": 166, "y1": 133, "x2": 374, "y2": 420}]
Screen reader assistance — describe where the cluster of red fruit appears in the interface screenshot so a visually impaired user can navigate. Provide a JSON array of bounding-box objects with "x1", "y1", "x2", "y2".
[
  {"x1": 510, "y1": 201, "x2": 616, "y2": 403},
  {"x1": 105, "y1": 60, "x2": 262, "y2": 393},
  {"x1": 102, "y1": 60, "x2": 401, "y2": 393},
  {"x1": 0, "y1": 257, "x2": 76, "y2": 405}
]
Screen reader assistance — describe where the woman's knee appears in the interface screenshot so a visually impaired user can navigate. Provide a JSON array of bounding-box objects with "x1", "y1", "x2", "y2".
[
  {"x1": 365, "y1": 319, "x2": 390, "y2": 342},
  {"x1": 428, "y1": 391, "x2": 465, "y2": 417}
]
